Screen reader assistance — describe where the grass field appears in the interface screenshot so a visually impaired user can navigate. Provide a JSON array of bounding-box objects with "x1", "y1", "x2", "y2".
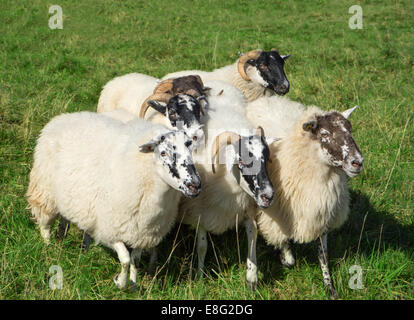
[{"x1": 0, "y1": 0, "x2": 413, "y2": 300}]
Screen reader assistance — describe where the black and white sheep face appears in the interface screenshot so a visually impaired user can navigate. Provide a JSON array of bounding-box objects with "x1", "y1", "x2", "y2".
[
  {"x1": 246, "y1": 50, "x2": 290, "y2": 95},
  {"x1": 302, "y1": 107, "x2": 364, "y2": 178},
  {"x1": 139, "y1": 130, "x2": 201, "y2": 198},
  {"x1": 147, "y1": 94, "x2": 205, "y2": 145},
  {"x1": 229, "y1": 135, "x2": 274, "y2": 208}
]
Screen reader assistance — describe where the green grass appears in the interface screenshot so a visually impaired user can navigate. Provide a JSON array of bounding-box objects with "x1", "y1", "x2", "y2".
[{"x1": 1, "y1": 0, "x2": 413, "y2": 300}]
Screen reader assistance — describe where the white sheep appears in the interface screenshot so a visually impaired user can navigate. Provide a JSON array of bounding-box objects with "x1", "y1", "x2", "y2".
[
  {"x1": 178, "y1": 80, "x2": 275, "y2": 289},
  {"x1": 26, "y1": 112, "x2": 201, "y2": 289},
  {"x1": 162, "y1": 49, "x2": 291, "y2": 102},
  {"x1": 246, "y1": 96, "x2": 363, "y2": 298}
]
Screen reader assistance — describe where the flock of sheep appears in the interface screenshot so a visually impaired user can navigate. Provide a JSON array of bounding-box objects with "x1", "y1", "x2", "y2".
[{"x1": 26, "y1": 49, "x2": 364, "y2": 299}]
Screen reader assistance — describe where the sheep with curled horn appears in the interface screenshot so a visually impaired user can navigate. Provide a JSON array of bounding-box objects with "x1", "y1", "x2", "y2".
[
  {"x1": 140, "y1": 75, "x2": 211, "y2": 118},
  {"x1": 173, "y1": 85, "x2": 276, "y2": 290},
  {"x1": 162, "y1": 48, "x2": 291, "y2": 102}
]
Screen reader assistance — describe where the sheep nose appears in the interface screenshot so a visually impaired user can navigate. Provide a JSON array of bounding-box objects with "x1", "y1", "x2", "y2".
[
  {"x1": 351, "y1": 158, "x2": 363, "y2": 170},
  {"x1": 260, "y1": 194, "x2": 273, "y2": 207},
  {"x1": 186, "y1": 181, "x2": 201, "y2": 195}
]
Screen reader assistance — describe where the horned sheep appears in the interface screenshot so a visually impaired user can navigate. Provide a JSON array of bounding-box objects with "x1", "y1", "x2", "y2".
[
  {"x1": 26, "y1": 112, "x2": 201, "y2": 289},
  {"x1": 96, "y1": 73, "x2": 209, "y2": 143},
  {"x1": 178, "y1": 80, "x2": 275, "y2": 290},
  {"x1": 246, "y1": 96, "x2": 363, "y2": 298},
  {"x1": 163, "y1": 49, "x2": 291, "y2": 102}
]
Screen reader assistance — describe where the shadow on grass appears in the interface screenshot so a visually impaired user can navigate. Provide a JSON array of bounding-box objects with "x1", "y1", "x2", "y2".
[{"x1": 144, "y1": 189, "x2": 413, "y2": 288}]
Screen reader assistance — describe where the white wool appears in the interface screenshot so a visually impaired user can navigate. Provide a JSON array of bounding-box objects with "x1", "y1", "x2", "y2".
[
  {"x1": 245, "y1": 100, "x2": 350, "y2": 249},
  {"x1": 96, "y1": 73, "x2": 167, "y2": 126},
  {"x1": 100, "y1": 109, "x2": 138, "y2": 123},
  {"x1": 26, "y1": 112, "x2": 182, "y2": 251},
  {"x1": 245, "y1": 95, "x2": 306, "y2": 138},
  {"x1": 163, "y1": 60, "x2": 274, "y2": 102}
]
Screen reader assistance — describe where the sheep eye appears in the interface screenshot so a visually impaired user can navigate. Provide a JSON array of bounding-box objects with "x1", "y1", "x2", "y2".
[
  {"x1": 193, "y1": 136, "x2": 198, "y2": 142},
  {"x1": 160, "y1": 151, "x2": 167, "y2": 157}
]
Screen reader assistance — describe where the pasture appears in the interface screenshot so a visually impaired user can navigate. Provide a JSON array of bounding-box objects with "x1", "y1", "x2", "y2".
[{"x1": 0, "y1": 0, "x2": 413, "y2": 299}]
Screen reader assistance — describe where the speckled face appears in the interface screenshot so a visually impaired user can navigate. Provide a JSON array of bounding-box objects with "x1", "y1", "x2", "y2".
[
  {"x1": 247, "y1": 50, "x2": 290, "y2": 95},
  {"x1": 139, "y1": 130, "x2": 201, "y2": 198},
  {"x1": 148, "y1": 94, "x2": 204, "y2": 145},
  {"x1": 234, "y1": 135, "x2": 274, "y2": 208},
  {"x1": 303, "y1": 112, "x2": 364, "y2": 177}
]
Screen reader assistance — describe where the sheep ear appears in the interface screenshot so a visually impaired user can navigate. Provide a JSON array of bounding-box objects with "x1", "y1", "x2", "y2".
[
  {"x1": 138, "y1": 141, "x2": 157, "y2": 153},
  {"x1": 281, "y1": 54, "x2": 291, "y2": 60},
  {"x1": 342, "y1": 105, "x2": 358, "y2": 119},
  {"x1": 147, "y1": 100, "x2": 167, "y2": 115},
  {"x1": 265, "y1": 137, "x2": 281, "y2": 145},
  {"x1": 302, "y1": 120, "x2": 318, "y2": 132}
]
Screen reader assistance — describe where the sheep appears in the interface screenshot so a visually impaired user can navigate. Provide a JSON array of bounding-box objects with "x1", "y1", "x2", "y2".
[
  {"x1": 26, "y1": 111, "x2": 202, "y2": 289},
  {"x1": 245, "y1": 96, "x2": 363, "y2": 298},
  {"x1": 162, "y1": 49, "x2": 291, "y2": 102},
  {"x1": 96, "y1": 73, "x2": 210, "y2": 142},
  {"x1": 177, "y1": 80, "x2": 275, "y2": 290}
]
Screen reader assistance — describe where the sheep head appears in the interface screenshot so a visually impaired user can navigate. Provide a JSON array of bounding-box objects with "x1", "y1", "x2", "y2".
[
  {"x1": 237, "y1": 49, "x2": 290, "y2": 96},
  {"x1": 139, "y1": 129, "x2": 201, "y2": 198},
  {"x1": 302, "y1": 106, "x2": 364, "y2": 178},
  {"x1": 211, "y1": 129, "x2": 274, "y2": 208}
]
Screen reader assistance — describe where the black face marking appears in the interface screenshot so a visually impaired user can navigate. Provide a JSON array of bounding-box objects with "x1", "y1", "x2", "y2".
[
  {"x1": 233, "y1": 135, "x2": 274, "y2": 207},
  {"x1": 172, "y1": 75, "x2": 206, "y2": 97},
  {"x1": 166, "y1": 94, "x2": 202, "y2": 129},
  {"x1": 248, "y1": 50, "x2": 290, "y2": 95}
]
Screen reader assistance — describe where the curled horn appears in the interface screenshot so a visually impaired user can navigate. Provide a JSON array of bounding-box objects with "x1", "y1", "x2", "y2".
[
  {"x1": 255, "y1": 126, "x2": 265, "y2": 138},
  {"x1": 152, "y1": 79, "x2": 174, "y2": 94},
  {"x1": 237, "y1": 50, "x2": 262, "y2": 81},
  {"x1": 139, "y1": 93, "x2": 172, "y2": 118},
  {"x1": 211, "y1": 131, "x2": 241, "y2": 173}
]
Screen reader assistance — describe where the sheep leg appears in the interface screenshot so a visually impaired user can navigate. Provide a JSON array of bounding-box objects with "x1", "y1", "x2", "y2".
[
  {"x1": 280, "y1": 241, "x2": 295, "y2": 268},
  {"x1": 317, "y1": 233, "x2": 338, "y2": 299},
  {"x1": 245, "y1": 218, "x2": 258, "y2": 291},
  {"x1": 196, "y1": 226, "x2": 208, "y2": 279},
  {"x1": 148, "y1": 247, "x2": 158, "y2": 274},
  {"x1": 129, "y1": 248, "x2": 142, "y2": 289},
  {"x1": 113, "y1": 242, "x2": 131, "y2": 290},
  {"x1": 82, "y1": 232, "x2": 92, "y2": 252}
]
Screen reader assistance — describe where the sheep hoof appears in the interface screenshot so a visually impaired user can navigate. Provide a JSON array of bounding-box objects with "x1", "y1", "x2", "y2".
[
  {"x1": 328, "y1": 287, "x2": 339, "y2": 300},
  {"x1": 113, "y1": 274, "x2": 127, "y2": 290},
  {"x1": 130, "y1": 281, "x2": 137, "y2": 292}
]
